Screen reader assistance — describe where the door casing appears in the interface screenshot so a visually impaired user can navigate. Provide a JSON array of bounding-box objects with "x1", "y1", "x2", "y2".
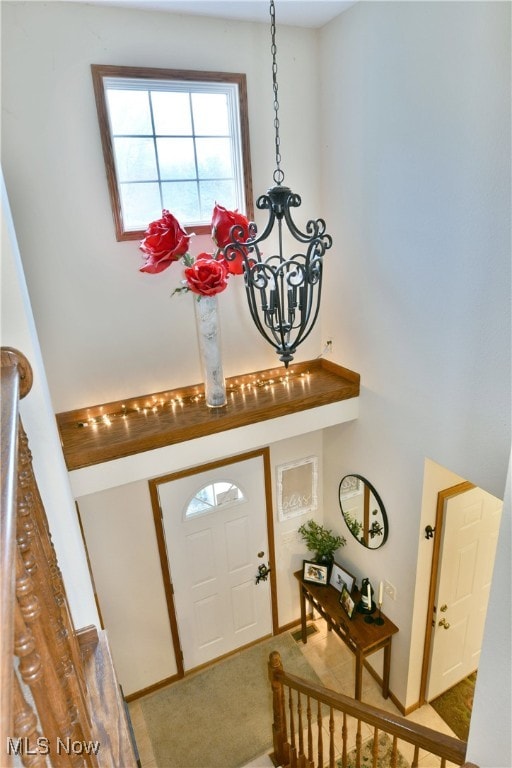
[
  {"x1": 420, "y1": 480, "x2": 483, "y2": 703},
  {"x1": 149, "y1": 447, "x2": 279, "y2": 679}
]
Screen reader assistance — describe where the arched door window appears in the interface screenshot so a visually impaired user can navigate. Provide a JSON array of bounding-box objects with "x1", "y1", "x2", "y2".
[{"x1": 184, "y1": 481, "x2": 245, "y2": 519}]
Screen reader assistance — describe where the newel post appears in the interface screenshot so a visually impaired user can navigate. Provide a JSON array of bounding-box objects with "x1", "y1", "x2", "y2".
[{"x1": 268, "y1": 650, "x2": 289, "y2": 767}]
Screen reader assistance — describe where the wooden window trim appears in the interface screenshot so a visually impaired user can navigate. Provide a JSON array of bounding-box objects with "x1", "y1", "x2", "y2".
[{"x1": 91, "y1": 64, "x2": 254, "y2": 241}]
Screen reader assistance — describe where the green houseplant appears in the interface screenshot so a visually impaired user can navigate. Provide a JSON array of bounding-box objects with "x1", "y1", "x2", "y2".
[{"x1": 298, "y1": 519, "x2": 346, "y2": 565}]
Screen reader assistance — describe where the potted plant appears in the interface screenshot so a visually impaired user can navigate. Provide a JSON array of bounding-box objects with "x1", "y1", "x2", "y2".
[{"x1": 298, "y1": 519, "x2": 346, "y2": 566}]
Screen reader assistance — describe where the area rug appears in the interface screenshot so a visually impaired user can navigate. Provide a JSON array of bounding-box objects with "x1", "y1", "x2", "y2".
[
  {"x1": 140, "y1": 632, "x2": 321, "y2": 768},
  {"x1": 430, "y1": 671, "x2": 476, "y2": 741},
  {"x1": 291, "y1": 622, "x2": 319, "y2": 643},
  {"x1": 338, "y1": 733, "x2": 410, "y2": 768}
]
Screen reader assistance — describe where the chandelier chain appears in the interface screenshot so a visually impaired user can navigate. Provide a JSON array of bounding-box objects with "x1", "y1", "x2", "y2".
[{"x1": 270, "y1": 0, "x2": 284, "y2": 184}]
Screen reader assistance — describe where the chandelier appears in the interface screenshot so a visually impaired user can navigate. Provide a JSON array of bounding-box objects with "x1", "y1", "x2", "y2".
[{"x1": 221, "y1": 0, "x2": 333, "y2": 367}]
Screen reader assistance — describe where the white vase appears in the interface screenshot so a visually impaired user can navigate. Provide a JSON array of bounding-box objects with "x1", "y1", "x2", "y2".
[{"x1": 193, "y1": 294, "x2": 227, "y2": 408}]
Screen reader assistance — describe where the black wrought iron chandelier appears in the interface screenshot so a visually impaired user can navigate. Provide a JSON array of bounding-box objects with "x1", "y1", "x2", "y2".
[{"x1": 222, "y1": 0, "x2": 332, "y2": 367}]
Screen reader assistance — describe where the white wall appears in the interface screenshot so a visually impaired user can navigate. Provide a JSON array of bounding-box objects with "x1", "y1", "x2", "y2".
[
  {"x1": 1, "y1": 172, "x2": 99, "y2": 629},
  {"x1": 467, "y1": 457, "x2": 511, "y2": 767},
  {"x1": 77, "y1": 479, "x2": 178, "y2": 694},
  {"x1": 1, "y1": 0, "x2": 322, "y2": 412},
  {"x1": 319, "y1": 0, "x2": 511, "y2": 723}
]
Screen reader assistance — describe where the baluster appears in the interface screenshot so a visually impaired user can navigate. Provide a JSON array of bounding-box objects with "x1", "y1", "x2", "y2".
[
  {"x1": 268, "y1": 651, "x2": 289, "y2": 768},
  {"x1": 412, "y1": 745, "x2": 419, "y2": 767},
  {"x1": 306, "y1": 695, "x2": 313, "y2": 765},
  {"x1": 288, "y1": 687, "x2": 297, "y2": 768},
  {"x1": 18, "y1": 426, "x2": 91, "y2": 695},
  {"x1": 341, "y1": 711, "x2": 347, "y2": 768},
  {"x1": 15, "y1": 550, "x2": 78, "y2": 768},
  {"x1": 440, "y1": 760, "x2": 446, "y2": 768},
  {"x1": 317, "y1": 700, "x2": 323, "y2": 768},
  {"x1": 13, "y1": 594, "x2": 70, "y2": 767},
  {"x1": 355, "y1": 719, "x2": 362, "y2": 768},
  {"x1": 297, "y1": 690, "x2": 304, "y2": 760},
  {"x1": 328, "y1": 706, "x2": 335, "y2": 768},
  {"x1": 16, "y1": 424, "x2": 95, "y2": 765},
  {"x1": 372, "y1": 726, "x2": 379, "y2": 768},
  {"x1": 12, "y1": 672, "x2": 47, "y2": 768},
  {"x1": 391, "y1": 735, "x2": 399, "y2": 768}
]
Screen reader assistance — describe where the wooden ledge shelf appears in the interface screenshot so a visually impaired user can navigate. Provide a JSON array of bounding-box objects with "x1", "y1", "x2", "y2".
[{"x1": 56, "y1": 359, "x2": 360, "y2": 471}]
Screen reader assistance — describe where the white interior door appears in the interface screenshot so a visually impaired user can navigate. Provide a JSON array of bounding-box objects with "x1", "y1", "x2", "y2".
[
  {"x1": 158, "y1": 455, "x2": 272, "y2": 670},
  {"x1": 427, "y1": 486, "x2": 502, "y2": 700}
]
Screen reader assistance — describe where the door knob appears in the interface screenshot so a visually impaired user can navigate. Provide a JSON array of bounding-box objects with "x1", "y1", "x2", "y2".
[
  {"x1": 255, "y1": 563, "x2": 271, "y2": 584},
  {"x1": 438, "y1": 618, "x2": 450, "y2": 629},
  {"x1": 257, "y1": 551, "x2": 265, "y2": 558},
  {"x1": 440, "y1": 604, "x2": 448, "y2": 612}
]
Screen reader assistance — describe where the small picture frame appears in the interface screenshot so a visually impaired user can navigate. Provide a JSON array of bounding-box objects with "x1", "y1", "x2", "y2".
[
  {"x1": 302, "y1": 560, "x2": 329, "y2": 586},
  {"x1": 329, "y1": 563, "x2": 355, "y2": 594},
  {"x1": 339, "y1": 584, "x2": 355, "y2": 619},
  {"x1": 277, "y1": 456, "x2": 318, "y2": 521}
]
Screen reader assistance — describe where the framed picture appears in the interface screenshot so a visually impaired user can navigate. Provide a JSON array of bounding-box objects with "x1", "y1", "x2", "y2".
[
  {"x1": 302, "y1": 560, "x2": 329, "y2": 586},
  {"x1": 339, "y1": 584, "x2": 355, "y2": 619},
  {"x1": 277, "y1": 456, "x2": 318, "y2": 521},
  {"x1": 339, "y1": 474, "x2": 363, "y2": 501},
  {"x1": 329, "y1": 563, "x2": 355, "y2": 594}
]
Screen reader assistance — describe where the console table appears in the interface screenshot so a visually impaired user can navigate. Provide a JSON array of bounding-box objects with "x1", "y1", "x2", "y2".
[{"x1": 294, "y1": 570, "x2": 399, "y2": 701}]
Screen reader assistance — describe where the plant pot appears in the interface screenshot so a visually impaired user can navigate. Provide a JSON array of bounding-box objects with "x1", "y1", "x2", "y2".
[{"x1": 315, "y1": 553, "x2": 334, "y2": 578}]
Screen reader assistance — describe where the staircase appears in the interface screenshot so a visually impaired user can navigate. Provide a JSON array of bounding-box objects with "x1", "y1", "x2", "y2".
[
  {"x1": 1, "y1": 348, "x2": 138, "y2": 767},
  {"x1": 268, "y1": 650, "x2": 478, "y2": 768}
]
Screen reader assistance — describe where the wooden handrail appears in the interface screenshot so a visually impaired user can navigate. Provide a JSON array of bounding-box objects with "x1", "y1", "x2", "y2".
[
  {"x1": 1, "y1": 363, "x2": 20, "y2": 765},
  {"x1": 1, "y1": 347, "x2": 138, "y2": 767},
  {"x1": 1, "y1": 348, "x2": 32, "y2": 766},
  {"x1": 268, "y1": 650, "x2": 471, "y2": 768}
]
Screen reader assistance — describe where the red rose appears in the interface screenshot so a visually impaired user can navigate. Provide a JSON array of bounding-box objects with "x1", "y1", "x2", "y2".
[
  {"x1": 139, "y1": 210, "x2": 190, "y2": 274},
  {"x1": 184, "y1": 253, "x2": 229, "y2": 296},
  {"x1": 211, "y1": 203, "x2": 250, "y2": 276}
]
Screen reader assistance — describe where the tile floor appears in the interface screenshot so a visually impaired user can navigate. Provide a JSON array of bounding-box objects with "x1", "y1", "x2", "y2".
[{"x1": 128, "y1": 619, "x2": 460, "y2": 768}]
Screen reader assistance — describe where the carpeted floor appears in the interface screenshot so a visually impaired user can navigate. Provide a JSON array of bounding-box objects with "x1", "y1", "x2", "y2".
[
  {"x1": 430, "y1": 671, "x2": 476, "y2": 741},
  {"x1": 140, "y1": 632, "x2": 321, "y2": 768}
]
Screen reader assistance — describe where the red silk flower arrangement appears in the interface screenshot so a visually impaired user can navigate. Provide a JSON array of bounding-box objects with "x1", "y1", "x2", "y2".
[{"x1": 139, "y1": 204, "x2": 250, "y2": 297}]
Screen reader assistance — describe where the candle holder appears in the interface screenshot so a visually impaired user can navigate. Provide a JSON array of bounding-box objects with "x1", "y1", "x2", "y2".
[{"x1": 375, "y1": 602, "x2": 384, "y2": 625}]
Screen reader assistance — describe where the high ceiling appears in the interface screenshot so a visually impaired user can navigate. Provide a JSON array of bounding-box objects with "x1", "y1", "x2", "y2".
[{"x1": 77, "y1": 0, "x2": 356, "y2": 28}]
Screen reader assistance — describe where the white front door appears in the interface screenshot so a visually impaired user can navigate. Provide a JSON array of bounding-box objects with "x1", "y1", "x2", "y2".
[
  {"x1": 158, "y1": 454, "x2": 273, "y2": 671},
  {"x1": 427, "y1": 486, "x2": 502, "y2": 700}
]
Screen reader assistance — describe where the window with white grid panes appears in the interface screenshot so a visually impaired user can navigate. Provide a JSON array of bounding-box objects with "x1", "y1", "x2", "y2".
[{"x1": 92, "y1": 65, "x2": 254, "y2": 240}]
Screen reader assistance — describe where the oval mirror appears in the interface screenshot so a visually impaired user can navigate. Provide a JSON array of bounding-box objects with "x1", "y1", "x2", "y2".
[{"x1": 338, "y1": 474, "x2": 388, "y2": 549}]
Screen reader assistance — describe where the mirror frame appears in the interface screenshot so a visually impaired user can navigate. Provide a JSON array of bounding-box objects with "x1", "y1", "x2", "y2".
[{"x1": 338, "y1": 474, "x2": 388, "y2": 549}]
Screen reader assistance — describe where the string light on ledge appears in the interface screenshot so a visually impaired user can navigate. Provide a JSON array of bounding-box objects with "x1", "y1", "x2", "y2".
[{"x1": 75, "y1": 368, "x2": 312, "y2": 430}]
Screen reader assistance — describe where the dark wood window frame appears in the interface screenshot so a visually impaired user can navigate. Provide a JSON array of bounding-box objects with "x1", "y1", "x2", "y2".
[{"x1": 91, "y1": 64, "x2": 254, "y2": 241}]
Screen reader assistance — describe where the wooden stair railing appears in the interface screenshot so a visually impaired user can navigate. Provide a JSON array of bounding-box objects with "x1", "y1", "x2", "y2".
[
  {"x1": 268, "y1": 650, "x2": 479, "y2": 768},
  {"x1": 1, "y1": 348, "x2": 138, "y2": 767}
]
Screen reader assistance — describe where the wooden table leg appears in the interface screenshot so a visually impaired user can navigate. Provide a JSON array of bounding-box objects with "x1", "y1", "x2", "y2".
[
  {"x1": 300, "y1": 586, "x2": 307, "y2": 644},
  {"x1": 354, "y1": 650, "x2": 363, "y2": 700},
  {"x1": 382, "y1": 639, "x2": 391, "y2": 698}
]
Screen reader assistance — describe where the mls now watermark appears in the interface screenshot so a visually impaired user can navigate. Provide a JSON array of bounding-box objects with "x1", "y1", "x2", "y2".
[{"x1": 7, "y1": 737, "x2": 101, "y2": 756}]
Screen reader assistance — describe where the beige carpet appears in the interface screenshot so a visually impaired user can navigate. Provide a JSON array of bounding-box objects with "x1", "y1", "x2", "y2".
[{"x1": 140, "y1": 632, "x2": 321, "y2": 768}]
